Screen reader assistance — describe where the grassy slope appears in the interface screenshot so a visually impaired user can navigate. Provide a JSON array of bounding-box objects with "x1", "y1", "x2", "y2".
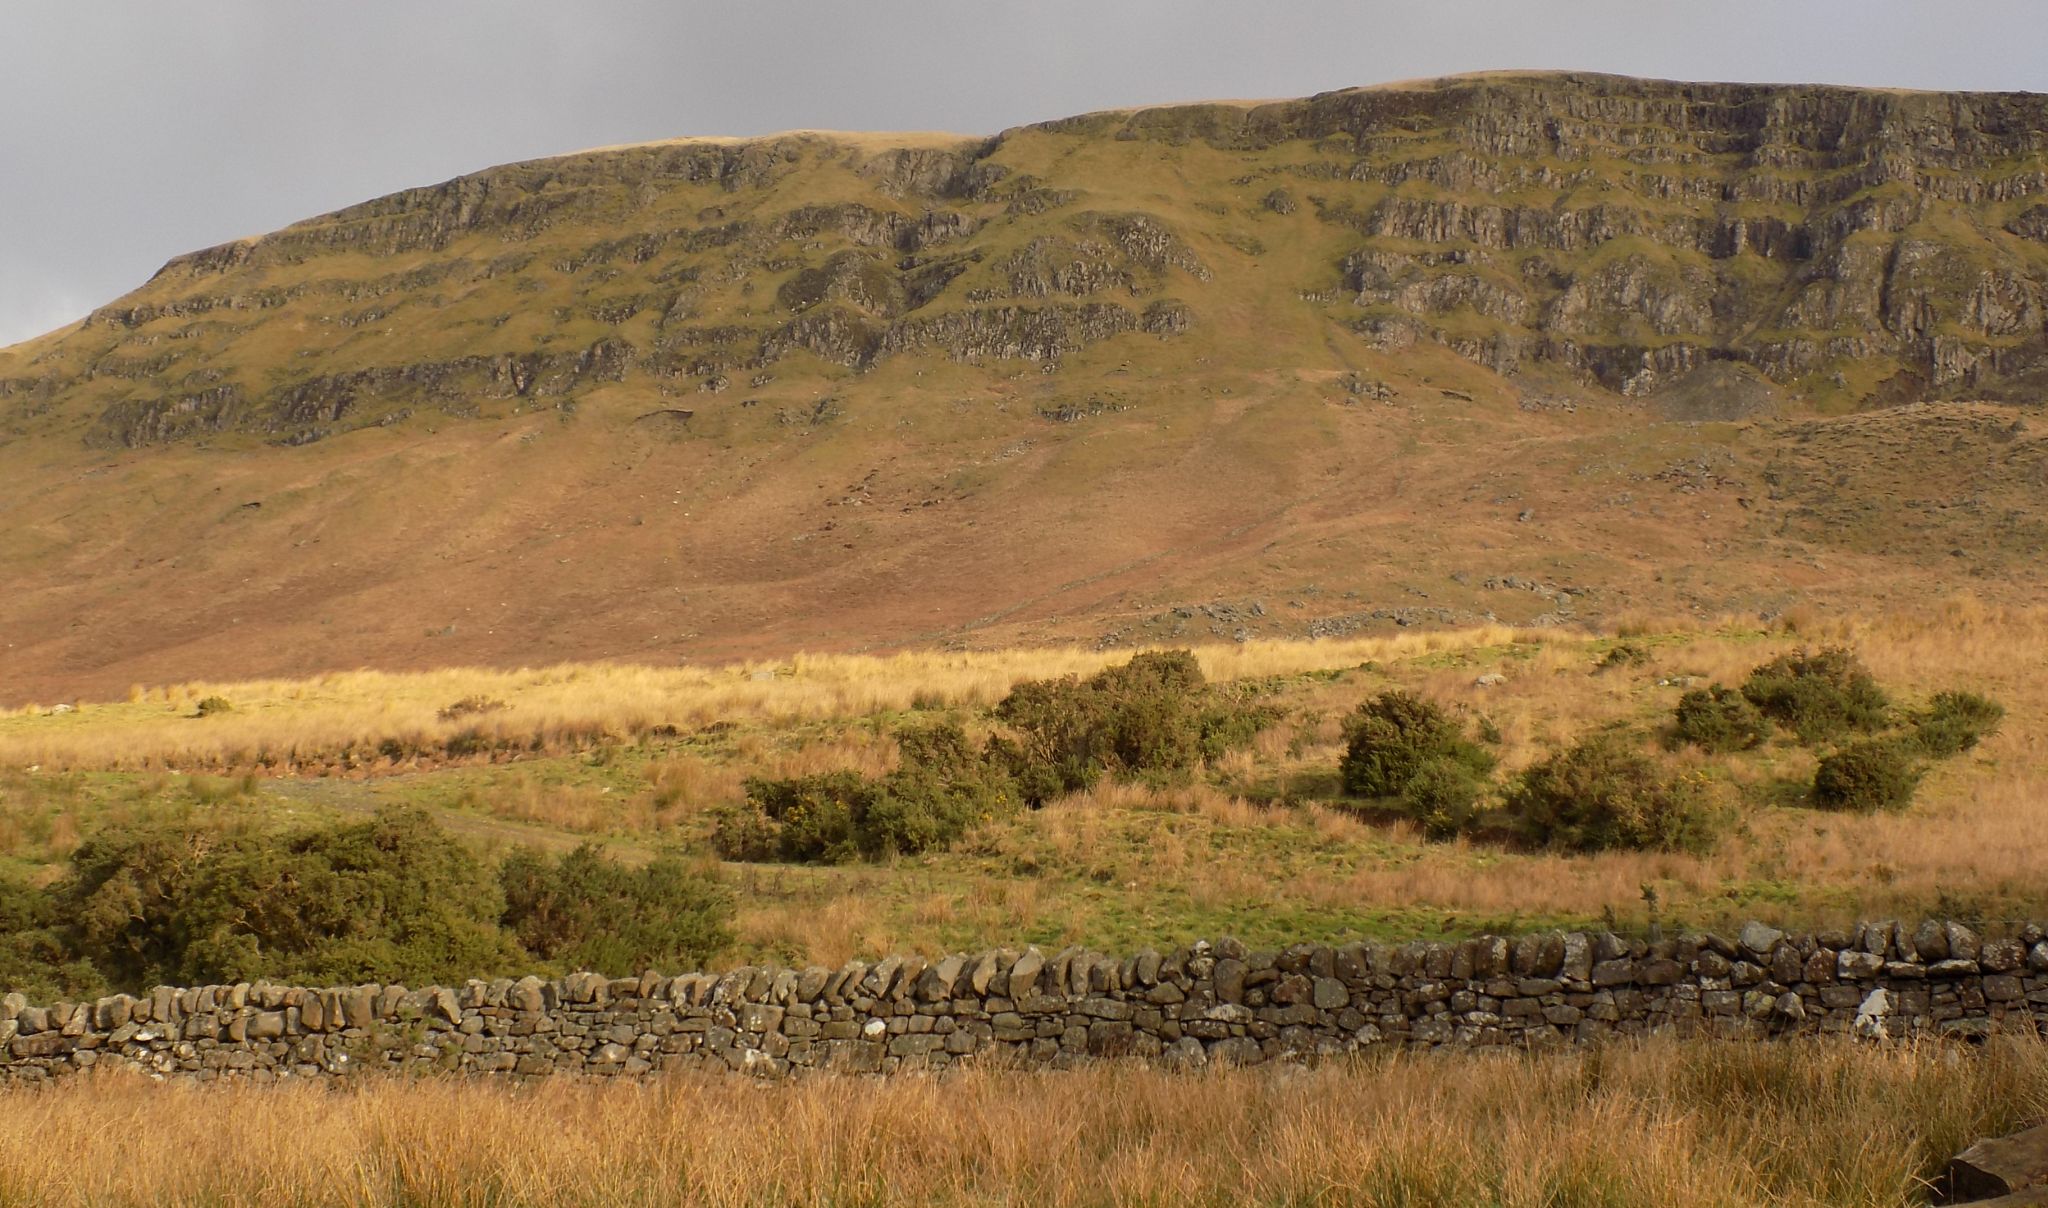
[
  {"x1": 1, "y1": 74, "x2": 2046, "y2": 701},
  {"x1": 5, "y1": 607, "x2": 2038, "y2": 968}
]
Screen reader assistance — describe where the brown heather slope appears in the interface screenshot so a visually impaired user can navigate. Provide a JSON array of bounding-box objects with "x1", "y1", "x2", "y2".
[{"x1": 3, "y1": 71, "x2": 2048, "y2": 703}]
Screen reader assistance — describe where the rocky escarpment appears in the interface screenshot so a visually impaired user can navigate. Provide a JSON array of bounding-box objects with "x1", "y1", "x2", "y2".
[
  {"x1": 10, "y1": 73, "x2": 2048, "y2": 450},
  {"x1": 3, "y1": 919, "x2": 2041, "y2": 1083},
  {"x1": 1237, "y1": 78, "x2": 2048, "y2": 396},
  {"x1": 27, "y1": 137, "x2": 1213, "y2": 447}
]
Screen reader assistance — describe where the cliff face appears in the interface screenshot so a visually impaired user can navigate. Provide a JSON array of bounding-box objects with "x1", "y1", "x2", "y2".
[
  {"x1": 2, "y1": 73, "x2": 2047, "y2": 696},
  {"x1": 7, "y1": 73, "x2": 2048, "y2": 451}
]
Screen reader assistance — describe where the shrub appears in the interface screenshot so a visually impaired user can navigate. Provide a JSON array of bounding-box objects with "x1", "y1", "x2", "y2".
[
  {"x1": 60, "y1": 807, "x2": 521, "y2": 988},
  {"x1": 714, "y1": 722, "x2": 1017, "y2": 863},
  {"x1": 865, "y1": 722, "x2": 1018, "y2": 854},
  {"x1": 1740, "y1": 647, "x2": 1889, "y2": 743},
  {"x1": 991, "y1": 650, "x2": 1271, "y2": 804},
  {"x1": 1911, "y1": 690, "x2": 2005, "y2": 758},
  {"x1": 1811, "y1": 739, "x2": 1923, "y2": 814},
  {"x1": 193, "y1": 696, "x2": 233, "y2": 717},
  {"x1": 1672, "y1": 685, "x2": 1770, "y2": 753},
  {"x1": 499, "y1": 844, "x2": 731, "y2": 973},
  {"x1": 1595, "y1": 643, "x2": 1651, "y2": 673},
  {"x1": 1504, "y1": 734, "x2": 1724, "y2": 853},
  {"x1": 1339, "y1": 691, "x2": 1493, "y2": 798},
  {"x1": 1399, "y1": 756, "x2": 1487, "y2": 841},
  {"x1": 717, "y1": 771, "x2": 876, "y2": 863},
  {"x1": 0, "y1": 867, "x2": 105, "y2": 1002},
  {"x1": 9, "y1": 810, "x2": 737, "y2": 992}
]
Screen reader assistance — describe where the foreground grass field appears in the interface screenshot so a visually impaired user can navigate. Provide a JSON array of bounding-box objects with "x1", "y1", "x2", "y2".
[
  {"x1": 0, "y1": 1037, "x2": 2039, "y2": 1207},
  {"x1": 2, "y1": 600, "x2": 2042, "y2": 975}
]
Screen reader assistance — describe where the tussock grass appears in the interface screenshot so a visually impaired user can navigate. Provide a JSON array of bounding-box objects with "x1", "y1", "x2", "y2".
[
  {"x1": 3, "y1": 601, "x2": 2042, "y2": 957},
  {"x1": 0, "y1": 1037, "x2": 2038, "y2": 1206},
  {"x1": 0, "y1": 628, "x2": 1538, "y2": 771}
]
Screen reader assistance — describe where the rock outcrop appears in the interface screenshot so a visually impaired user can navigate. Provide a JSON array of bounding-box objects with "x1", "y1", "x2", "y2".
[{"x1": 13, "y1": 73, "x2": 2048, "y2": 449}]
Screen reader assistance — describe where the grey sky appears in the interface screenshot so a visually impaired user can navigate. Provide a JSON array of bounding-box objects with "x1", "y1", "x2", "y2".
[{"x1": 6, "y1": 1, "x2": 2048, "y2": 349}]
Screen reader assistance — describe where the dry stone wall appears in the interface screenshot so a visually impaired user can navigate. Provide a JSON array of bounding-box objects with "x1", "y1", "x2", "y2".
[{"x1": 3, "y1": 919, "x2": 2044, "y2": 1084}]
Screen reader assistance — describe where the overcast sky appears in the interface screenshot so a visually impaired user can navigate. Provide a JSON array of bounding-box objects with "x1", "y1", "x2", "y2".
[{"x1": 7, "y1": 0, "x2": 2048, "y2": 348}]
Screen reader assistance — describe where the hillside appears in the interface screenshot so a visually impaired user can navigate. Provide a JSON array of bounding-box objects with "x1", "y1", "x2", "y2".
[{"x1": 4, "y1": 71, "x2": 2048, "y2": 701}]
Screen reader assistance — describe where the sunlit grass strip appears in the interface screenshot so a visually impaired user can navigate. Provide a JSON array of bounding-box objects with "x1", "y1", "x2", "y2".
[
  {"x1": 0, "y1": 1036, "x2": 2039, "y2": 1207},
  {"x1": 0, "y1": 625, "x2": 1552, "y2": 771}
]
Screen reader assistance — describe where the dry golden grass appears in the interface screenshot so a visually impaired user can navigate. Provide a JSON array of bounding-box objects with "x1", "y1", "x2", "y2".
[
  {"x1": 5, "y1": 602, "x2": 2044, "y2": 950},
  {"x1": 0, "y1": 627, "x2": 1539, "y2": 772},
  {"x1": 0, "y1": 1037, "x2": 2039, "y2": 1207}
]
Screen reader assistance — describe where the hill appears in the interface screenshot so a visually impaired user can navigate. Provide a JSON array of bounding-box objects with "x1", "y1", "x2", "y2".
[{"x1": 4, "y1": 71, "x2": 2048, "y2": 701}]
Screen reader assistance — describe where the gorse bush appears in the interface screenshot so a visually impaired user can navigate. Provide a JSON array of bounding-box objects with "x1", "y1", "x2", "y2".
[
  {"x1": 500, "y1": 844, "x2": 730, "y2": 974},
  {"x1": 714, "y1": 722, "x2": 1017, "y2": 863},
  {"x1": 0, "y1": 808, "x2": 736, "y2": 994},
  {"x1": 1811, "y1": 739, "x2": 1923, "y2": 814},
  {"x1": 989, "y1": 650, "x2": 1273, "y2": 805},
  {"x1": 1672, "y1": 685, "x2": 1770, "y2": 753},
  {"x1": 1911, "y1": 690, "x2": 2005, "y2": 758},
  {"x1": 0, "y1": 867, "x2": 103, "y2": 1001},
  {"x1": 1595, "y1": 642, "x2": 1651, "y2": 673},
  {"x1": 1399, "y1": 756, "x2": 1488, "y2": 842},
  {"x1": 1340, "y1": 691, "x2": 1493, "y2": 798},
  {"x1": 63, "y1": 807, "x2": 522, "y2": 988},
  {"x1": 712, "y1": 651, "x2": 1271, "y2": 861},
  {"x1": 1740, "y1": 647, "x2": 1890, "y2": 744},
  {"x1": 1504, "y1": 734, "x2": 1724, "y2": 853}
]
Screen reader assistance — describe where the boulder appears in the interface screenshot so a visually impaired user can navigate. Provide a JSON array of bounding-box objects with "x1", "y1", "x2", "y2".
[
  {"x1": 509, "y1": 977, "x2": 547, "y2": 1014},
  {"x1": 1213, "y1": 959, "x2": 1247, "y2": 1004},
  {"x1": 1007, "y1": 949, "x2": 1045, "y2": 1000},
  {"x1": 1739, "y1": 921, "x2": 1785, "y2": 958},
  {"x1": 966, "y1": 951, "x2": 1000, "y2": 996},
  {"x1": 1937, "y1": 1121, "x2": 2048, "y2": 1203}
]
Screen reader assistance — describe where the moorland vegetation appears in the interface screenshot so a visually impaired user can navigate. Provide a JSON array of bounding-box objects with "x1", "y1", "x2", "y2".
[{"x1": 0, "y1": 604, "x2": 2030, "y2": 998}]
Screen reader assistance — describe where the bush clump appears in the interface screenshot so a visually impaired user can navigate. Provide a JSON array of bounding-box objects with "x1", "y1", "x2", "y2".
[
  {"x1": 0, "y1": 809, "x2": 737, "y2": 993},
  {"x1": 1672, "y1": 685, "x2": 1771, "y2": 753},
  {"x1": 714, "y1": 722, "x2": 1017, "y2": 863},
  {"x1": 1504, "y1": 734, "x2": 1723, "y2": 853},
  {"x1": 1339, "y1": 691, "x2": 1494, "y2": 798},
  {"x1": 989, "y1": 650, "x2": 1272, "y2": 804},
  {"x1": 193, "y1": 695, "x2": 233, "y2": 717},
  {"x1": 500, "y1": 844, "x2": 731, "y2": 974},
  {"x1": 0, "y1": 867, "x2": 105, "y2": 1002},
  {"x1": 1740, "y1": 647, "x2": 1890, "y2": 743},
  {"x1": 1595, "y1": 643, "x2": 1651, "y2": 673},
  {"x1": 1811, "y1": 739, "x2": 1923, "y2": 814},
  {"x1": 1399, "y1": 756, "x2": 1488, "y2": 842},
  {"x1": 62, "y1": 807, "x2": 526, "y2": 988},
  {"x1": 1911, "y1": 690, "x2": 2005, "y2": 758}
]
